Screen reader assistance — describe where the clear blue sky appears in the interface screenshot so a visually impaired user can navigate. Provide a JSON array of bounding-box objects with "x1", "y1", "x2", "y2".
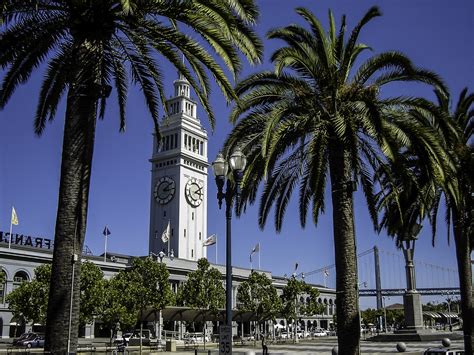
[{"x1": 1, "y1": 0, "x2": 472, "y2": 308}]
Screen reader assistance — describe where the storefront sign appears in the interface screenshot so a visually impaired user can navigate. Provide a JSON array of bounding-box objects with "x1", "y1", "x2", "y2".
[{"x1": 0, "y1": 231, "x2": 53, "y2": 249}]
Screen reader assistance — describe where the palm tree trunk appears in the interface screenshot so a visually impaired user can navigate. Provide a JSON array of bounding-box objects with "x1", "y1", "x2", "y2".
[
  {"x1": 452, "y1": 210, "x2": 473, "y2": 354},
  {"x1": 44, "y1": 77, "x2": 98, "y2": 354},
  {"x1": 329, "y1": 142, "x2": 360, "y2": 355}
]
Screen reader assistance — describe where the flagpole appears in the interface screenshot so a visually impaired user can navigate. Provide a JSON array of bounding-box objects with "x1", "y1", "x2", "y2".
[
  {"x1": 104, "y1": 225, "x2": 108, "y2": 262},
  {"x1": 215, "y1": 236, "x2": 218, "y2": 264},
  {"x1": 8, "y1": 219, "x2": 12, "y2": 249},
  {"x1": 167, "y1": 220, "x2": 170, "y2": 256},
  {"x1": 258, "y1": 248, "x2": 261, "y2": 270}
]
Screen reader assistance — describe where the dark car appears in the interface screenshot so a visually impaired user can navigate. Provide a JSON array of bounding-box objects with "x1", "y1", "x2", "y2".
[
  {"x1": 13, "y1": 332, "x2": 37, "y2": 346},
  {"x1": 22, "y1": 335, "x2": 45, "y2": 348}
]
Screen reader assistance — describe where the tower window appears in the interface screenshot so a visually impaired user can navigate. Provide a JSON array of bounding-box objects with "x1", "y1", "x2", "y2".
[
  {"x1": 192, "y1": 212, "x2": 194, "y2": 220},
  {"x1": 163, "y1": 211, "x2": 166, "y2": 217},
  {"x1": 171, "y1": 228, "x2": 174, "y2": 236},
  {"x1": 184, "y1": 229, "x2": 186, "y2": 237},
  {"x1": 199, "y1": 232, "x2": 201, "y2": 240},
  {"x1": 191, "y1": 249, "x2": 194, "y2": 258}
]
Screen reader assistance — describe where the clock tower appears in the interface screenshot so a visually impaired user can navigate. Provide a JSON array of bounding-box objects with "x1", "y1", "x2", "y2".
[{"x1": 149, "y1": 73, "x2": 208, "y2": 261}]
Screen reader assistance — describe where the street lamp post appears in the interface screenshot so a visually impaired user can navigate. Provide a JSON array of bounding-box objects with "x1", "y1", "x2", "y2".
[
  {"x1": 382, "y1": 296, "x2": 390, "y2": 333},
  {"x1": 212, "y1": 148, "x2": 247, "y2": 331},
  {"x1": 444, "y1": 291, "x2": 453, "y2": 331},
  {"x1": 400, "y1": 225, "x2": 424, "y2": 333},
  {"x1": 149, "y1": 251, "x2": 174, "y2": 349}
]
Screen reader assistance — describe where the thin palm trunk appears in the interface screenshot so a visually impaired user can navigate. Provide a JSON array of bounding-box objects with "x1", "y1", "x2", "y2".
[
  {"x1": 44, "y1": 79, "x2": 98, "y2": 353},
  {"x1": 329, "y1": 142, "x2": 360, "y2": 355},
  {"x1": 452, "y1": 210, "x2": 473, "y2": 354}
]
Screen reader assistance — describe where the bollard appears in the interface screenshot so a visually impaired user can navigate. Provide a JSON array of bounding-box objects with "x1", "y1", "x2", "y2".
[
  {"x1": 441, "y1": 338, "x2": 451, "y2": 347},
  {"x1": 331, "y1": 346, "x2": 338, "y2": 355},
  {"x1": 396, "y1": 342, "x2": 407, "y2": 352}
]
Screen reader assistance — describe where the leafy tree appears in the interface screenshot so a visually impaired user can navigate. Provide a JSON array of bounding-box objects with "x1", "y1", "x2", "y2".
[
  {"x1": 224, "y1": 6, "x2": 447, "y2": 354},
  {"x1": 126, "y1": 257, "x2": 174, "y2": 341},
  {"x1": 281, "y1": 276, "x2": 324, "y2": 340},
  {"x1": 0, "y1": 1, "x2": 262, "y2": 352},
  {"x1": 177, "y1": 258, "x2": 225, "y2": 313},
  {"x1": 177, "y1": 258, "x2": 224, "y2": 338},
  {"x1": 79, "y1": 261, "x2": 105, "y2": 325},
  {"x1": 236, "y1": 271, "x2": 282, "y2": 340},
  {"x1": 96, "y1": 273, "x2": 139, "y2": 344},
  {"x1": 6, "y1": 262, "x2": 103, "y2": 327},
  {"x1": 6, "y1": 264, "x2": 51, "y2": 326},
  {"x1": 360, "y1": 308, "x2": 382, "y2": 327}
]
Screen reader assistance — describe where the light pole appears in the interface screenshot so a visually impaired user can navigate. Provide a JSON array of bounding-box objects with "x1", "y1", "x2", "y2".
[
  {"x1": 149, "y1": 251, "x2": 174, "y2": 349},
  {"x1": 212, "y1": 148, "x2": 247, "y2": 331},
  {"x1": 382, "y1": 296, "x2": 390, "y2": 333},
  {"x1": 444, "y1": 291, "x2": 453, "y2": 331},
  {"x1": 358, "y1": 281, "x2": 367, "y2": 339}
]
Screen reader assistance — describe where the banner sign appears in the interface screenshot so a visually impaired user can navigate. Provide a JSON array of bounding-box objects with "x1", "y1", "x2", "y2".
[{"x1": 0, "y1": 231, "x2": 53, "y2": 250}]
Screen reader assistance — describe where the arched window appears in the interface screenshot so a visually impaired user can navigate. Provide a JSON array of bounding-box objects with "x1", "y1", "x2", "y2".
[
  {"x1": 13, "y1": 271, "x2": 29, "y2": 290},
  {"x1": 0, "y1": 270, "x2": 6, "y2": 303}
]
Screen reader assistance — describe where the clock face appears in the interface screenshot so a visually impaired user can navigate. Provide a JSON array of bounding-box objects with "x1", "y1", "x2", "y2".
[
  {"x1": 185, "y1": 178, "x2": 204, "y2": 207},
  {"x1": 154, "y1": 176, "x2": 176, "y2": 205}
]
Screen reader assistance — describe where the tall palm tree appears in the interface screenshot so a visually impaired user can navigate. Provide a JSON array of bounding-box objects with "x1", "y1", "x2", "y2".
[
  {"x1": 224, "y1": 7, "x2": 449, "y2": 354},
  {"x1": 0, "y1": 1, "x2": 262, "y2": 352},
  {"x1": 429, "y1": 87, "x2": 473, "y2": 353}
]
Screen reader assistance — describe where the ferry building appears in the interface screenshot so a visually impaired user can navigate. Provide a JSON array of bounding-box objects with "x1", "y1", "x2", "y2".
[{"x1": 0, "y1": 74, "x2": 336, "y2": 339}]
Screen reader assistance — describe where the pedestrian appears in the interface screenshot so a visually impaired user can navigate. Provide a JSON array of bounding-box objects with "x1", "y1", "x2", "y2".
[{"x1": 262, "y1": 335, "x2": 268, "y2": 354}]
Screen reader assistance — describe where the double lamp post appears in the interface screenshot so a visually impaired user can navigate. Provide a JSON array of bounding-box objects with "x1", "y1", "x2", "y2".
[{"x1": 212, "y1": 148, "x2": 247, "y2": 330}]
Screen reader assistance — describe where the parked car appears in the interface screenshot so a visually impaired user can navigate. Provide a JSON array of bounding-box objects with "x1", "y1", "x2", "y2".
[
  {"x1": 13, "y1": 332, "x2": 37, "y2": 346},
  {"x1": 22, "y1": 335, "x2": 45, "y2": 348},
  {"x1": 113, "y1": 332, "x2": 133, "y2": 345},
  {"x1": 423, "y1": 349, "x2": 464, "y2": 355},
  {"x1": 312, "y1": 329, "x2": 327, "y2": 337}
]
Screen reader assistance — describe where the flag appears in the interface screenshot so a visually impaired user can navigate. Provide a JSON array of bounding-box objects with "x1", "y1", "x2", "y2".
[
  {"x1": 251, "y1": 242, "x2": 260, "y2": 253},
  {"x1": 294, "y1": 262, "x2": 298, "y2": 271},
  {"x1": 11, "y1": 207, "x2": 18, "y2": 225},
  {"x1": 250, "y1": 242, "x2": 260, "y2": 262},
  {"x1": 324, "y1": 268, "x2": 329, "y2": 277},
  {"x1": 103, "y1": 226, "x2": 111, "y2": 237},
  {"x1": 161, "y1": 221, "x2": 170, "y2": 243},
  {"x1": 203, "y1": 234, "x2": 217, "y2": 246}
]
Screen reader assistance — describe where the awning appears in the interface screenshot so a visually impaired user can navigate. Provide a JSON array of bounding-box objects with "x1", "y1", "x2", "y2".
[
  {"x1": 439, "y1": 312, "x2": 458, "y2": 318},
  {"x1": 423, "y1": 311, "x2": 442, "y2": 319},
  {"x1": 141, "y1": 306, "x2": 260, "y2": 323}
]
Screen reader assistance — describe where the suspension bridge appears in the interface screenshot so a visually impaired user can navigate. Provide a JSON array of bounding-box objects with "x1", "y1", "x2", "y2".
[{"x1": 301, "y1": 246, "x2": 460, "y2": 308}]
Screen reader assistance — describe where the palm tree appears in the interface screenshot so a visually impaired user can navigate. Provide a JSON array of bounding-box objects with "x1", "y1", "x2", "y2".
[
  {"x1": 429, "y1": 88, "x2": 473, "y2": 353},
  {"x1": 0, "y1": 1, "x2": 262, "y2": 352},
  {"x1": 224, "y1": 7, "x2": 449, "y2": 354}
]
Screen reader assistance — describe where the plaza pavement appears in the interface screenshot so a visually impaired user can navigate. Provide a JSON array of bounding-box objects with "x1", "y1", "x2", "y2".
[
  {"x1": 0, "y1": 336, "x2": 464, "y2": 354},
  {"x1": 165, "y1": 337, "x2": 464, "y2": 354}
]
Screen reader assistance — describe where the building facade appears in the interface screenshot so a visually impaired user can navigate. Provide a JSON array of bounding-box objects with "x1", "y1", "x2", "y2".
[{"x1": 0, "y1": 244, "x2": 336, "y2": 338}]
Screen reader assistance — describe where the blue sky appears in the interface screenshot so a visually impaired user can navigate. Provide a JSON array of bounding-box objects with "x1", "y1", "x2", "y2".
[{"x1": 0, "y1": 0, "x2": 472, "y2": 308}]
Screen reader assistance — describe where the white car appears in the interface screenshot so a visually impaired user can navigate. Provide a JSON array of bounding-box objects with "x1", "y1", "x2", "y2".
[{"x1": 313, "y1": 329, "x2": 327, "y2": 337}]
